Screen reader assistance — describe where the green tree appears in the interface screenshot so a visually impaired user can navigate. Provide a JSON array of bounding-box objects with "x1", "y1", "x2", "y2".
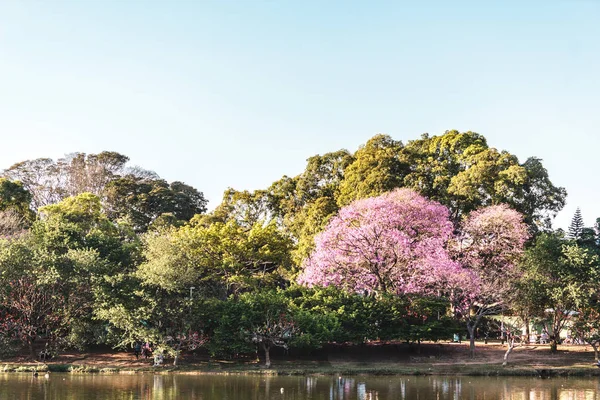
[
  {"x1": 568, "y1": 208, "x2": 585, "y2": 240},
  {"x1": 95, "y1": 286, "x2": 211, "y2": 366},
  {"x1": 211, "y1": 188, "x2": 273, "y2": 227},
  {"x1": 30, "y1": 194, "x2": 142, "y2": 348},
  {"x1": 209, "y1": 289, "x2": 337, "y2": 367},
  {"x1": 403, "y1": 131, "x2": 566, "y2": 228},
  {"x1": 0, "y1": 179, "x2": 34, "y2": 237},
  {"x1": 0, "y1": 178, "x2": 33, "y2": 217},
  {"x1": 519, "y1": 232, "x2": 600, "y2": 353},
  {"x1": 572, "y1": 304, "x2": 600, "y2": 361},
  {"x1": 287, "y1": 286, "x2": 456, "y2": 347},
  {"x1": 137, "y1": 219, "x2": 292, "y2": 298},
  {"x1": 105, "y1": 175, "x2": 207, "y2": 232},
  {"x1": 337, "y1": 135, "x2": 407, "y2": 207}
]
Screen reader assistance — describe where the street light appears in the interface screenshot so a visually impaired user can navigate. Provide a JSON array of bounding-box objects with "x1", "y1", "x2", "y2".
[{"x1": 189, "y1": 287, "x2": 196, "y2": 301}]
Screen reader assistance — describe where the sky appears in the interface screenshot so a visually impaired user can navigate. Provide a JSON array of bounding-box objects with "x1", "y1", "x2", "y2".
[{"x1": 0, "y1": 0, "x2": 598, "y2": 229}]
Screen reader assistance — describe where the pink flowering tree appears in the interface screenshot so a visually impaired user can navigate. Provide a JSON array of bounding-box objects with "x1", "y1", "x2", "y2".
[
  {"x1": 451, "y1": 204, "x2": 529, "y2": 358},
  {"x1": 298, "y1": 189, "x2": 464, "y2": 296}
]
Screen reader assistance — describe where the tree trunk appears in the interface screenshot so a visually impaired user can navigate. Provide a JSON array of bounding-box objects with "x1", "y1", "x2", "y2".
[
  {"x1": 262, "y1": 342, "x2": 271, "y2": 368},
  {"x1": 524, "y1": 317, "x2": 530, "y2": 345},
  {"x1": 593, "y1": 344, "x2": 598, "y2": 362},
  {"x1": 550, "y1": 338, "x2": 558, "y2": 353},
  {"x1": 467, "y1": 325, "x2": 476, "y2": 359},
  {"x1": 502, "y1": 337, "x2": 516, "y2": 367},
  {"x1": 173, "y1": 340, "x2": 182, "y2": 366},
  {"x1": 28, "y1": 339, "x2": 35, "y2": 359}
]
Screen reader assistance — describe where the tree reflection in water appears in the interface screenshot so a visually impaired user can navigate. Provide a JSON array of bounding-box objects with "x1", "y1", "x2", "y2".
[{"x1": 0, "y1": 373, "x2": 599, "y2": 399}]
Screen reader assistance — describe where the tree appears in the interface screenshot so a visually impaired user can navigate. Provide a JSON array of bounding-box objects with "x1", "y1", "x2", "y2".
[
  {"x1": 452, "y1": 204, "x2": 529, "y2": 358},
  {"x1": 519, "y1": 232, "x2": 600, "y2": 353},
  {"x1": 2, "y1": 152, "x2": 207, "y2": 231},
  {"x1": 288, "y1": 285, "x2": 400, "y2": 344},
  {"x1": 0, "y1": 210, "x2": 28, "y2": 239},
  {"x1": 404, "y1": 132, "x2": 566, "y2": 229},
  {"x1": 3, "y1": 152, "x2": 131, "y2": 209},
  {"x1": 62, "y1": 152, "x2": 130, "y2": 197},
  {"x1": 0, "y1": 178, "x2": 33, "y2": 218},
  {"x1": 137, "y1": 219, "x2": 292, "y2": 298},
  {"x1": 104, "y1": 175, "x2": 207, "y2": 232},
  {"x1": 2, "y1": 158, "x2": 64, "y2": 209},
  {"x1": 0, "y1": 275, "x2": 66, "y2": 358},
  {"x1": 572, "y1": 305, "x2": 600, "y2": 361},
  {"x1": 298, "y1": 188, "x2": 462, "y2": 295},
  {"x1": 500, "y1": 318, "x2": 526, "y2": 366},
  {"x1": 209, "y1": 290, "x2": 337, "y2": 368},
  {"x1": 0, "y1": 236, "x2": 75, "y2": 357},
  {"x1": 31, "y1": 194, "x2": 143, "y2": 348},
  {"x1": 403, "y1": 131, "x2": 566, "y2": 229},
  {"x1": 518, "y1": 157, "x2": 567, "y2": 231},
  {"x1": 211, "y1": 188, "x2": 274, "y2": 228},
  {"x1": 568, "y1": 208, "x2": 585, "y2": 240},
  {"x1": 95, "y1": 289, "x2": 210, "y2": 366},
  {"x1": 337, "y1": 135, "x2": 408, "y2": 207}
]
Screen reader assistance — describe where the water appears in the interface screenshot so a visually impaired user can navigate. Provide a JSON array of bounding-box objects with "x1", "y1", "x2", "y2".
[{"x1": 1, "y1": 373, "x2": 600, "y2": 400}]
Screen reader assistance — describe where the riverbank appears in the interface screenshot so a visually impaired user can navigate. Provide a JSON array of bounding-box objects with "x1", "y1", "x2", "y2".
[{"x1": 3, "y1": 342, "x2": 600, "y2": 377}]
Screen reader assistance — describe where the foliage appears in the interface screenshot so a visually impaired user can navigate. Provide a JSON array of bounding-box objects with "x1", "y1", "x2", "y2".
[
  {"x1": 3, "y1": 152, "x2": 129, "y2": 209},
  {"x1": 572, "y1": 305, "x2": 600, "y2": 361},
  {"x1": 0, "y1": 178, "x2": 33, "y2": 219},
  {"x1": 403, "y1": 132, "x2": 566, "y2": 229},
  {"x1": 451, "y1": 204, "x2": 529, "y2": 357},
  {"x1": 105, "y1": 175, "x2": 207, "y2": 232},
  {"x1": 337, "y1": 135, "x2": 407, "y2": 206},
  {"x1": 95, "y1": 290, "x2": 211, "y2": 365},
  {"x1": 568, "y1": 208, "x2": 585, "y2": 240},
  {"x1": 0, "y1": 135, "x2": 574, "y2": 364},
  {"x1": 518, "y1": 232, "x2": 600, "y2": 352},
  {"x1": 208, "y1": 290, "x2": 337, "y2": 366},
  {"x1": 287, "y1": 286, "x2": 457, "y2": 345},
  {"x1": 2, "y1": 152, "x2": 206, "y2": 233},
  {"x1": 137, "y1": 219, "x2": 292, "y2": 297},
  {"x1": 298, "y1": 188, "x2": 461, "y2": 295}
]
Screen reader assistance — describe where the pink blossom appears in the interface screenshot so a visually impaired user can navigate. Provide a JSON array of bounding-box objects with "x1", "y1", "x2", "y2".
[{"x1": 298, "y1": 189, "x2": 460, "y2": 295}]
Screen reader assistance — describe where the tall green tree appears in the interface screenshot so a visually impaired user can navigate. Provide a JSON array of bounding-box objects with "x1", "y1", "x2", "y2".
[
  {"x1": 31, "y1": 193, "x2": 142, "y2": 348},
  {"x1": 568, "y1": 208, "x2": 585, "y2": 240},
  {"x1": 402, "y1": 131, "x2": 566, "y2": 228},
  {"x1": 337, "y1": 135, "x2": 407, "y2": 206}
]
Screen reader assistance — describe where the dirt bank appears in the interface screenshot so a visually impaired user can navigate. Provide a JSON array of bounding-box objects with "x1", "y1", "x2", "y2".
[{"x1": 2, "y1": 341, "x2": 600, "y2": 376}]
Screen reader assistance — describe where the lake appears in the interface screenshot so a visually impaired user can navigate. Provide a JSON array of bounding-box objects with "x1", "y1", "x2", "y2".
[{"x1": 1, "y1": 373, "x2": 599, "y2": 399}]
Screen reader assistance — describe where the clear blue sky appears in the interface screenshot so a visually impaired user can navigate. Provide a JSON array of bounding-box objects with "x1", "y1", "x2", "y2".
[{"x1": 0, "y1": 1, "x2": 598, "y2": 229}]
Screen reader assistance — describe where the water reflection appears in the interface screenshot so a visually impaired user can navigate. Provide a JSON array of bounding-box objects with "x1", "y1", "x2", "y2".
[{"x1": 1, "y1": 373, "x2": 600, "y2": 399}]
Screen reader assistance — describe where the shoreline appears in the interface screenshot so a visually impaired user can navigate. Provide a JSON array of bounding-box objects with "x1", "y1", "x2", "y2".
[
  {"x1": 3, "y1": 342, "x2": 600, "y2": 377},
  {"x1": 3, "y1": 362, "x2": 600, "y2": 378}
]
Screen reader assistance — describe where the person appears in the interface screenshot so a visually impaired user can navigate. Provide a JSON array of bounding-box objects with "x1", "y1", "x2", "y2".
[
  {"x1": 133, "y1": 342, "x2": 141, "y2": 360},
  {"x1": 540, "y1": 332, "x2": 549, "y2": 344},
  {"x1": 530, "y1": 334, "x2": 539, "y2": 344},
  {"x1": 39, "y1": 343, "x2": 51, "y2": 362},
  {"x1": 142, "y1": 342, "x2": 152, "y2": 359},
  {"x1": 153, "y1": 351, "x2": 164, "y2": 367}
]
